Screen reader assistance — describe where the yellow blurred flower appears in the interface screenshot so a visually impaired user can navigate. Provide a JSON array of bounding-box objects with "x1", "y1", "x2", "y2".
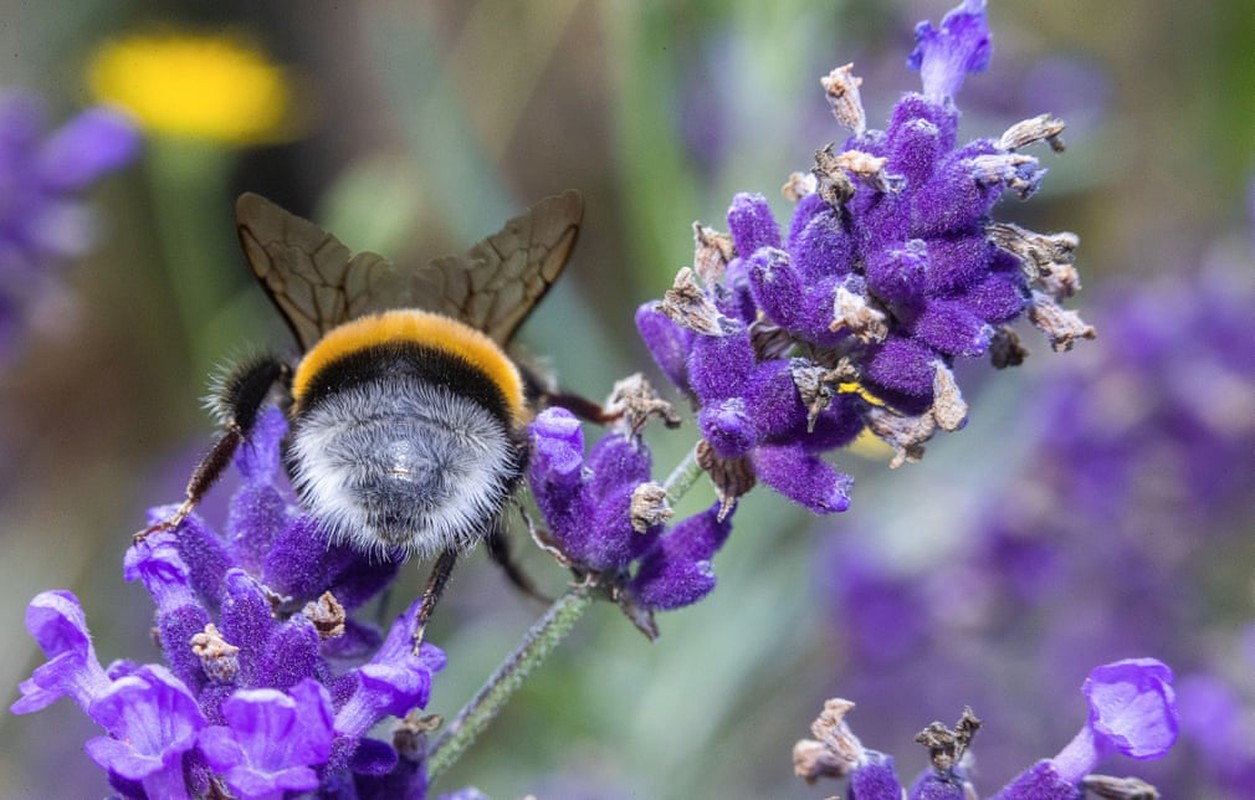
[{"x1": 88, "y1": 31, "x2": 299, "y2": 146}]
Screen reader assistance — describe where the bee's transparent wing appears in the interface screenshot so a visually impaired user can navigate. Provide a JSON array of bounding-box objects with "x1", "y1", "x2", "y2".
[
  {"x1": 403, "y1": 189, "x2": 584, "y2": 346},
  {"x1": 236, "y1": 189, "x2": 583, "y2": 350},
  {"x1": 235, "y1": 192, "x2": 394, "y2": 351}
]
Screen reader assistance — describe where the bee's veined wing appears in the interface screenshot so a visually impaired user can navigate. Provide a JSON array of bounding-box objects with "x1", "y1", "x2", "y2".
[
  {"x1": 403, "y1": 189, "x2": 584, "y2": 346},
  {"x1": 235, "y1": 192, "x2": 394, "y2": 352}
]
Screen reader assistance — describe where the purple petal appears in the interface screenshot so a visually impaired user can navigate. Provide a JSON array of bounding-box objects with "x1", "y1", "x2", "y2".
[
  {"x1": 743, "y1": 361, "x2": 808, "y2": 443},
  {"x1": 726, "y1": 192, "x2": 781, "y2": 255},
  {"x1": 319, "y1": 537, "x2": 403, "y2": 610},
  {"x1": 630, "y1": 552, "x2": 716, "y2": 611},
  {"x1": 793, "y1": 206, "x2": 858, "y2": 288},
  {"x1": 1084, "y1": 658, "x2": 1178, "y2": 759},
  {"x1": 636, "y1": 302, "x2": 693, "y2": 393},
  {"x1": 11, "y1": 590, "x2": 110, "y2": 714},
  {"x1": 352, "y1": 758, "x2": 427, "y2": 800},
  {"x1": 912, "y1": 298, "x2": 992, "y2": 357},
  {"x1": 334, "y1": 600, "x2": 447, "y2": 738},
  {"x1": 864, "y1": 337, "x2": 938, "y2": 399},
  {"x1": 965, "y1": 272, "x2": 1027, "y2": 324},
  {"x1": 907, "y1": 0, "x2": 992, "y2": 101},
  {"x1": 262, "y1": 514, "x2": 334, "y2": 600},
  {"x1": 885, "y1": 100, "x2": 952, "y2": 186},
  {"x1": 584, "y1": 484, "x2": 651, "y2": 572},
  {"x1": 254, "y1": 615, "x2": 322, "y2": 691},
  {"x1": 586, "y1": 432, "x2": 652, "y2": 498},
  {"x1": 346, "y1": 737, "x2": 399, "y2": 777},
  {"x1": 84, "y1": 665, "x2": 205, "y2": 782},
  {"x1": 909, "y1": 141, "x2": 1000, "y2": 238},
  {"x1": 227, "y1": 483, "x2": 290, "y2": 574},
  {"x1": 698, "y1": 397, "x2": 758, "y2": 458},
  {"x1": 218, "y1": 570, "x2": 277, "y2": 687},
  {"x1": 920, "y1": 233, "x2": 993, "y2": 294},
  {"x1": 865, "y1": 239, "x2": 928, "y2": 309},
  {"x1": 124, "y1": 530, "x2": 214, "y2": 692},
  {"x1": 529, "y1": 408, "x2": 585, "y2": 482},
  {"x1": 166, "y1": 512, "x2": 232, "y2": 605},
  {"x1": 630, "y1": 509, "x2": 726, "y2": 611},
  {"x1": 688, "y1": 325, "x2": 755, "y2": 403},
  {"x1": 746, "y1": 247, "x2": 807, "y2": 332},
  {"x1": 908, "y1": 773, "x2": 967, "y2": 800},
  {"x1": 199, "y1": 680, "x2": 334, "y2": 799},
  {"x1": 753, "y1": 444, "x2": 852, "y2": 513},
  {"x1": 124, "y1": 529, "x2": 197, "y2": 609}
]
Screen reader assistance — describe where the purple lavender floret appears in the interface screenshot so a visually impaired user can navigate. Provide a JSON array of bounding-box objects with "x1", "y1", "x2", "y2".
[
  {"x1": 85, "y1": 665, "x2": 206, "y2": 800},
  {"x1": 638, "y1": 0, "x2": 1089, "y2": 496},
  {"x1": 11, "y1": 589, "x2": 111, "y2": 715},
  {"x1": 908, "y1": 0, "x2": 993, "y2": 101},
  {"x1": 0, "y1": 91, "x2": 140, "y2": 361},
  {"x1": 992, "y1": 659, "x2": 1177, "y2": 799},
  {"x1": 13, "y1": 408, "x2": 446, "y2": 798},
  {"x1": 198, "y1": 679, "x2": 335, "y2": 799},
  {"x1": 527, "y1": 407, "x2": 733, "y2": 619}
]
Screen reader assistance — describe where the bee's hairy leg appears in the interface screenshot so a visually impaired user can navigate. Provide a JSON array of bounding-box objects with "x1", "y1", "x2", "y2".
[
  {"x1": 413, "y1": 549, "x2": 459, "y2": 653},
  {"x1": 487, "y1": 523, "x2": 552, "y2": 604},
  {"x1": 536, "y1": 389, "x2": 612, "y2": 424},
  {"x1": 134, "y1": 355, "x2": 289, "y2": 544}
]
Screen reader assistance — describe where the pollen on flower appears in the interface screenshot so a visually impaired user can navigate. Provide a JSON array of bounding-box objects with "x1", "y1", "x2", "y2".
[{"x1": 87, "y1": 31, "x2": 299, "y2": 145}]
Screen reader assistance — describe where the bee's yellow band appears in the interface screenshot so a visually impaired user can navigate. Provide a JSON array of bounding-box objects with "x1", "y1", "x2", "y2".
[{"x1": 292, "y1": 309, "x2": 527, "y2": 423}]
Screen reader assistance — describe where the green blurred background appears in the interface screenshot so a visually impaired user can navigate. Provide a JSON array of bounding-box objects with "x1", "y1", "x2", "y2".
[{"x1": 1, "y1": 1, "x2": 1253, "y2": 797}]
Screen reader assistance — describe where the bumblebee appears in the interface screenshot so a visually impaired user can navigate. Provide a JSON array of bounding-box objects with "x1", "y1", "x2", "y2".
[{"x1": 146, "y1": 189, "x2": 584, "y2": 641}]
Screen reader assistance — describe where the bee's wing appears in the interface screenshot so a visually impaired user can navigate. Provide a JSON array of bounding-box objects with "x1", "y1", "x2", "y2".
[
  {"x1": 403, "y1": 189, "x2": 584, "y2": 346},
  {"x1": 236, "y1": 192, "x2": 394, "y2": 352}
]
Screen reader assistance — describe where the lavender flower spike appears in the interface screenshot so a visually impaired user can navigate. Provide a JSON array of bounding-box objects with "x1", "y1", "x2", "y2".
[
  {"x1": 527, "y1": 405, "x2": 740, "y2": 623},
  {"x1": 16, "y1": 405, "x2": 445, "y2": 795},
  {"x1": 908, "y1": 0, "x2": 992, "y2": 101},
  {"x1": 993, "y1": 659, "x2": 1178, "y2": 800}
]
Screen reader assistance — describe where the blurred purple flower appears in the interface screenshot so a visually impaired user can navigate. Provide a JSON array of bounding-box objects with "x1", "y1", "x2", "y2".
[
  {"x1": 13, "y1": 408, "x2": 445, "y2": 797},
  {"x1": 0, "y1": 92, "x2": 140, "y2": 360}
]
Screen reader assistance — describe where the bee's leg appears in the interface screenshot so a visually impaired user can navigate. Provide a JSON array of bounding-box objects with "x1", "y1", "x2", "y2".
[
  {"x1": 413, "y1": 549, "x2": 459, "y2": 652},
  {"x1": 487, "y1": 523, "x2": 551, "y2": 604},
  {"x1": 535, "y1": 389, "x2": 613, "y2": 424},
  {"x1": 134, "y1": 355, "x2": 289, "y2": 543},
  {"x1": 518, "y1": 358, "x2": 612, "y2": 424},
  {"x1": 535, "y1": 375, "x2": 681, "y2": 432}
]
